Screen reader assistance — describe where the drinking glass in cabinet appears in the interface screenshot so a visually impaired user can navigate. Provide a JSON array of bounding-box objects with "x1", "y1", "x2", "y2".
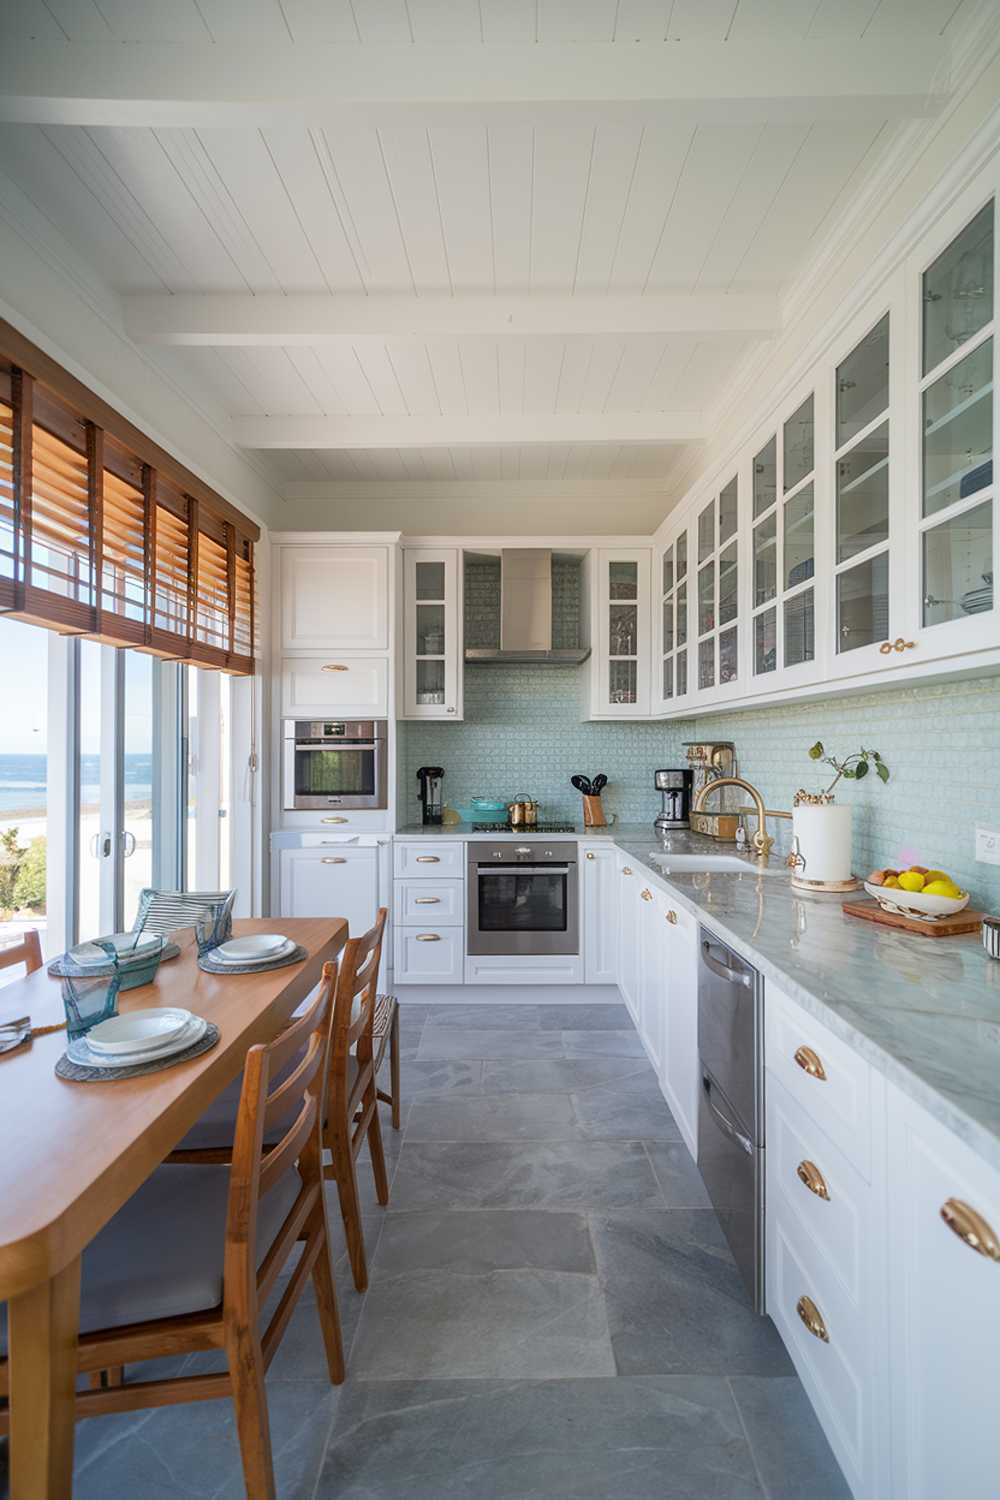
[
  {"x1": 753, "y1": 435, "x2": 777, "y2": 518},
  {"x1": 837, "y1": 421, "x2": 889, "y2": 562},
  {"x1": 923, "y1": 200, "x2": 994, "y2": 375},
  {"x1": 609, "y1": 603, "x2": 637, "y2": 655},
  {"x1": 784, "y1": 589, "x2": 815, "y2": 667},
  {"x1": 676, "y1": 581, "x2": 688, "y2": 647},
  {"x1": 698, "y1": 560, "x2": 715, "y2": 635},
  {"x1": 719, "y1": 542, "x2": 738, "y2": 626},
  {"x1": 719, "y1": 626, "x2": 738, "y2": 685},
  {"x1": 698, "y1": 499, "x2": 715, "y2": 563},
  {"x1": 676, "y1": 649, "x2": 688, "y2": 696},
  {"x1": 676, "y1": 533, "x2": 688, "y2": 580},
  {"x1": 609, "y1": 661, "x2": 637, "y2": 704},
  {"x1": 754, "y1": 513, "x2": 777, "y2": 606},
  {"x1": 923, "y1": 499, "x2": 993, "y2": 627},
  {"x1": 662, "y1": 656, "x2": 674, "y2": 700},
  {"x1": 415, "y1": 560, "x2": 446, "y2": 600},
  {"x1": 754, "y1": 608, "x2": 777, "y2": 674},
  {"x1": 416, "y1": 603, "x2": 446, "y2": 656},
  {"x1": 662, "y1": 546, "x2": 674, "y2": 595},
  {"x1": 720, "y1": 476, "x2": 738, "y2": 543},
  {"x1": 416, "y1": 660, "x2": 446, "y2": 704},
  {"x1": 662, "y1": 596, "x2": 674, "y2": 654},
  {"x1": 784, "y1": 395, "x2": 815, "y2": 492},
  {"x1": 922, "y1": 337, "x2": 993, "y2": 518},
  {"x1": 837, "y1": 313, "x2": 889, "y2": 448},
  {"x1": 837, "y1": 552, "x2": 889, "y2": 652},
  {"x1": 609, "y1": 560, "x2": 638, "y2": 600},
  {"x1": 784, "y1": 482, "x2": 815, "y2": 588},
  {"x1": 699, "y1": 637, "x2": 715, "y2": 691}
]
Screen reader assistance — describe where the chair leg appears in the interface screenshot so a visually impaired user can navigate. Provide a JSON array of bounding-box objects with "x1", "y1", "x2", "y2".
[
  {"x1": 366, "y1": 1104, "x2": 390, "y2": 1207},
  {"x1": 308, "y1": 1208, "x2": 346, "y2": 1386},
  {"x1": 224, "y1": 1321, "x2": 276, "y2": 1500},
  {"x1": 332, "y1": 1151, "x2": 370, "y2": 1293},
  {"x1": 389, "y1": 1007, "x2": 401, "y2": 1130}
]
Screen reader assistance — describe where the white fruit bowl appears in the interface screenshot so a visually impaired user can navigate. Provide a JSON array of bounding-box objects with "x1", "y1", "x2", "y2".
[{"x1": 864, "y1": 881, "x2": 970, "y2": 921}]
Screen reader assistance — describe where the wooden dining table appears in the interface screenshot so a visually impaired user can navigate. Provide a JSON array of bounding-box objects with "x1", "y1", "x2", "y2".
[{"x1": 0, "y1": 916, "x2": 348, "y2": 1499}]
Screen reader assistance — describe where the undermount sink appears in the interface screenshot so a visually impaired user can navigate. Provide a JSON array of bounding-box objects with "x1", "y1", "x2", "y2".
[{"x1": 649, "y1": 853, "x2": 786, "y2": 877}]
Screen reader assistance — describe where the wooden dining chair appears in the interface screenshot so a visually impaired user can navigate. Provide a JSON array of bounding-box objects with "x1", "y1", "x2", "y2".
[
  {"x1": 0, "y1": 967, "x2": 344, "y2": 1500},
  {"x1": 0, "y1": 928, "x2": 43, "y2": 979},
  {"x1": 373, "y1": 989, "x2": 402, "y2": 1130},
  {"x1": 324, "y1": 907, "x2": 392, "y2": 1293}
]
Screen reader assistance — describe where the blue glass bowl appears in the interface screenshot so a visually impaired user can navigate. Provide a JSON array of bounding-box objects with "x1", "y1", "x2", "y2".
[
  {"x1": 70, "y1": 933, "x2": 164, "y2": 992},
  {"x1": 117, "y1": 936, "x2": 164, "y2": 990}
]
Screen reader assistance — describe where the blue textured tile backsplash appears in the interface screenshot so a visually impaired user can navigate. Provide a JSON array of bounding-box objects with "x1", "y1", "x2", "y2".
[{"x1": 401, "y1": 665, "x2": 1000, "y2": 910}]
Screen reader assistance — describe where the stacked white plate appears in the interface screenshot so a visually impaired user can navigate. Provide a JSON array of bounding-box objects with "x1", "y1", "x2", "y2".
[
  {"x1": 211, "y1": 933, "x2": 294, "y2": 966},
  {"x1": 70, "y1": 1007, "x2": 206, "y2": 1069},
  {"x1": 68, "y1": 931, "x2": 163, "y2": 967}
]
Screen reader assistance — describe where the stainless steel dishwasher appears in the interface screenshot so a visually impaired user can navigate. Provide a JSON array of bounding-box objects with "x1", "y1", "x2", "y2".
[{"x1": 697, "y1": 927, "x2": 765, "y2": 1311}]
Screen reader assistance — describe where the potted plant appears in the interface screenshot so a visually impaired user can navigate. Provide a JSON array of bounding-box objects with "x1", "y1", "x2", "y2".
[{"x1": 790, "y1": 744, "x2": 890, "y2": 890}]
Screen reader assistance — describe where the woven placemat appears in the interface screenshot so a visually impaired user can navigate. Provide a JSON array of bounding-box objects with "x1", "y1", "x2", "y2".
[
  {"x1": 47, "y1": 940, "x2": 181, "y2": 978},
  {"x1": 197, "y1": 943, "x2": 308, "y2": 976},
  {"x1": 55, "y1": 1021, "x2": 220, "y2": 1083}
]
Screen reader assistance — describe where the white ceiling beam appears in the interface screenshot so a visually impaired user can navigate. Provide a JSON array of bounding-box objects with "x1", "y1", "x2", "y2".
[
  {"x1": 123, "y1": 292, "x2": 780, "y2": 345},
  {"x1": 0, "y1": 40, "x2": 949, "y2": 128},
  {"x1": 232, "y1": 413, "x2": 705, "y2": 450}
]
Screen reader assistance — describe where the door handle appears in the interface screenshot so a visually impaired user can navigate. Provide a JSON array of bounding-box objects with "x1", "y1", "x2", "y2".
[
  {"x1": 415, "y1": 855, "x2": 440, "y2": 863},
  {"x1": 702, "y1": 1075, "x2": 753, "y2": 1156},
  {"x1": 90, "y1": 831, "x2": 113, "y2": 859},
  {"x1": 321, "y1": 857, "x2": 347, "y2": 864},
  {"x1": 415, "y1": 933, "x2": 441, "y2": 942},
  {"x1": 121, "y1": 830, "x2": 136, "y2": 857},
  {"x1": 701, "y1": 940, "x2": 753, "y2": 988},
  {"x1": 413, "y1": 896, "x2": 440, "y2": 904}
]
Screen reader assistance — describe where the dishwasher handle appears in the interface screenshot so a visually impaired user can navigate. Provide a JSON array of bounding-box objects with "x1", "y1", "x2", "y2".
[
  {"x1": 702, "y1": 1074, "x2": 753, "y2": 1156},
  {"x1": 701, "y1": 938, "x2": 754, "y2": 989}
]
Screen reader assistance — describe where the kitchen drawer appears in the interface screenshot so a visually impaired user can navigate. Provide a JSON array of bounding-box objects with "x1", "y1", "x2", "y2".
[
  {"x1": 395, "y1": 878, "x2": 464, "y2": 926},
  {"x1": 280, "y1": 812, "x2": 390, "y2": 834},
  {"x1": 393, "y1": 841, "x2": 465, "y2": 878},
  {"x1": 394, "y1": 925, "x2": 463, "y2": 985},
  {"x1": 280, "y1": 654, "x2": 388, "y2": 719},
  {"x1": 766, "y1": 981, "x2": 872, "y2": 1179}
]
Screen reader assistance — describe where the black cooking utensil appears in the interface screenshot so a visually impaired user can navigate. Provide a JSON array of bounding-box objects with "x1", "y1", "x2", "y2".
[
  {"x1": 571, "y1": 774, "x2": 593, "y2": 796},
  {"x1": 591, "y1": 774, "x2": 608, "y2": 795}
]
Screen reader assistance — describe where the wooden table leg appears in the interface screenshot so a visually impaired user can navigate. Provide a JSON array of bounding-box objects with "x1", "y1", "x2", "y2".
[{"x1": 9, "y1": 1256, "x2": 81, "y2": 1499}]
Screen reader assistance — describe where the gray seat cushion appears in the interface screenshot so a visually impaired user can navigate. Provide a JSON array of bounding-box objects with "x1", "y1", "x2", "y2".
[{"x1": 178, "y1": 1056, "x2": 357, "y2": 1152}]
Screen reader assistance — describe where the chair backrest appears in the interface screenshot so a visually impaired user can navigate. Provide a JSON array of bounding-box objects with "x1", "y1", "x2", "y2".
[
  {"x1": 329, "y1": 909, "x2": 389, "y2": 1130},
  {"x1": 132, "y1": 888, "x2": 236, "y2": 937},
  {"x1": 0, "y1": 928, "x2": 43, "y2": 977}
]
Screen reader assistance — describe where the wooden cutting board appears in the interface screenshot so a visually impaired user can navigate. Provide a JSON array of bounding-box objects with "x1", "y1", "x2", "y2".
[{"x1": 842, "y1": 898, "x2": 985, "y2": 938}]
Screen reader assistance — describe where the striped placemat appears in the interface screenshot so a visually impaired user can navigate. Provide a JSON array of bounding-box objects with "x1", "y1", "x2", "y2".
[{"x1": 55, "y1": 1022, "x2": 220, "y2": 1083}]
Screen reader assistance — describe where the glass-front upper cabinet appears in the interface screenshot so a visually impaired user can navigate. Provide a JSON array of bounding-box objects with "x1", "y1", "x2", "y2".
[
  {"x1": 657, "y1": 527, "x2": 690, "y2": 712},
  {"x1": 403, "y1": 548, "x2": 462, "y2": 719},
  {"x1": 917, "y1": 197, "x2": 996, "y2": 653},
  {"x1": 693, "y1": 476, "x2": 740, "y2": 698},
  {"x1": 593, "y1": 550, "x2": 651, "y2": 717},
  {"x1": 750, "y1": 392, "x2": 818, "y2": 686}
]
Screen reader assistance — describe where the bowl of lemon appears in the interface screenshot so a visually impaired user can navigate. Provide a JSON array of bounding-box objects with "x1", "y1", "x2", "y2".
[{"x1": 864, "y1": 866, "x2": 969, "y2": 920}]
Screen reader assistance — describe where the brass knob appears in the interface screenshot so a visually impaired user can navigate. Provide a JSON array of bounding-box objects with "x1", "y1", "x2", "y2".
[
  {"x1": 320, "y1": 857, "x2": 346, "y2": 864},
  {"x1": 321, "y1": 663, "x2": 349, "y2": 671},
  {"x1": 321, "y1": 816, "x2": 348, "y2": 824},
  {"x1": 641, "y1": 888, "x2": 653, "y2": 901},
  {"x1": 794, "y1": 1045, "x2": 827, "y2": 1081},
  {"x1": 796, "y1": 1160, "x2": 830, "y2": 1201},
  {"x1": 940, "y1": 1198, "x2": 1000, "y2": 1262},
  {"x1": 879, "y1": 637, "x2": 916, "y2": 655},
  {"x1": 665, "y1": 909, "x2": 678, "y2": 925},
  {"x1": 585, "y1": 852, "x2": 596, "y2": 860},
  {"x1": 622, "y1": 866, "x2": 633, "y2": 876},
  {"x1": 414, "y1": 896, "x2": 440, "y2": 904},
  {"x1": 796, "y1": 1295, "x2": 830, "y2": 1343},
  {"x1": 415, "y1": 933, "x2": 441, "y2": 942},
  {"x1": 415, "y1": 855, "x2": 440, "y2": 863}
]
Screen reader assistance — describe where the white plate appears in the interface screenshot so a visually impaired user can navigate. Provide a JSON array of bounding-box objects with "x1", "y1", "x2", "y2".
[
  {"x1": 864, "y1": 881, "x2": 970, "y2": 920},
  {"x1": 212, "y1": 937, "x2": 295, "y2": 966},
  {"x1": 70, "y1": 1015, "x2": 207, "y2": 1069},
  {"x1": 69, "y1": 932, "x2": 162, "y2": 967},
  {"x1": 87, "y1": 1007, "x2": 193, "y2": 1056},
  {"x1": 214, "y1": 933, "x2": 288, "y2": 963}
]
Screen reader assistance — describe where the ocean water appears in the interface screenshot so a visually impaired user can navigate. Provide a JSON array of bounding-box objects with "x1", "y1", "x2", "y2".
[{"x1": 0, "y1": 754, "x2": 153, "y2": 816}]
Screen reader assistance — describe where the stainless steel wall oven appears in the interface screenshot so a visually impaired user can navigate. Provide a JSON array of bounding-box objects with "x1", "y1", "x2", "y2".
[
  {"x1": 282, "y1": 720, "x2": 388, "y2": 811},
  {"x1": 467, "y1": 842, "x2": 579, "y2": 957}
]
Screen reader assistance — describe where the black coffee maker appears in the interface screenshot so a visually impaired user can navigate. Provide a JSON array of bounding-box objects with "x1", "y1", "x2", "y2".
[{"x1": 416, "y1": 766, "x2": 445, "y2": 826}]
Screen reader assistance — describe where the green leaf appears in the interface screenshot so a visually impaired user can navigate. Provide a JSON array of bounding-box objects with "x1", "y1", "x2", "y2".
[
  {"x1": 876, "y1": 762, "x2": 890, "y2": 783},
  {"x1": 841, "y1": 766, "x2": 856, "y2": 779},
  {"x1": 854, "y1": 759, "x2": 869, "y2": 780},
  {"x1": 808, "y1": 741, "x2": 824, "y2": 760}
]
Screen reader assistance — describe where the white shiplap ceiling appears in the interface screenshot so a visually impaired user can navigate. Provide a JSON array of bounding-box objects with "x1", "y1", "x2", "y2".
[{"x1": 0, "y1": 0, "x2": 982, "y2": 519}]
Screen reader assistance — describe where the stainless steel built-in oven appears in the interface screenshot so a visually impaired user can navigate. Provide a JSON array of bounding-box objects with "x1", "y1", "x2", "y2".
[
  {"x1": 282, "y1": 719, "x2": 388, "y2": 811},
  {"x1": 467, "y1": 842, "x2": 579, "y2": 957}
]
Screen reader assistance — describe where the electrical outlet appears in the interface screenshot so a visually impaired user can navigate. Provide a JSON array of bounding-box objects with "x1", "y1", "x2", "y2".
[{"x1": 975, "y1": 826, "x2": 1000, "y2": 865}]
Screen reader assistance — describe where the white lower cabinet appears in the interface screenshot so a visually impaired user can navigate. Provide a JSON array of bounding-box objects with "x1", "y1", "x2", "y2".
[
  {"x1": 581, "y1": 844, "x2": 618, "y2": 984},
  {"x1": 616, "y1": 854, "x2": 640, "y2": 1021},
  {"x1": 886, "y1": 1083, "x2": 1000, "y2": 1499},
  {"x1": 276, "y1": 844, "x2": 383, "y2": 942},
  {"x1": 636, "y1": 881, "x2": 666, "y2": 1074},
  {"x1": 659, "y1": 901, "x2": 699, "y2": 1155},
  {"x1": 394, "y1": 926, "x2": 463, "y2": 984}
]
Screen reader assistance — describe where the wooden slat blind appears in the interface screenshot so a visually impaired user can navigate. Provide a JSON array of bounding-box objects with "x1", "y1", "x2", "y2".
[{"x1": 0, "y1": 341, "x2": 257, "y2": 674}]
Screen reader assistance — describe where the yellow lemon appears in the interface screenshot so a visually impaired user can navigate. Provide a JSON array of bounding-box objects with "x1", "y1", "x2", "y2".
[
  {"x1": 923, "y1": 879, "x2": 963, "y2": 899},
  {"x1": 882, "y1": 875, "x2": 901, "y2": 888},
  {"x1": 897, "y1": 871, "x2": 925, "y2": 893},
  {"x1": 923, "y1": 869, "x2": 949, "y2": 884}
]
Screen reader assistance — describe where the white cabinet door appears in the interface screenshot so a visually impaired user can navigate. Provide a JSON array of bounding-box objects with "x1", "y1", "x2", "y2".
[
  {"x1": 395, "y1": 926, "x2": 463, "y2": 984},
  {"x1": 636, "y1": 881, "x2": 665, "y2": 1073},
  {"x1": 280, "y1": 545, "x2": 390, "y2": 651},
  {"x1": 277, "y1": 846, "x2": 380, "y2": 937},
  {"x1": 403, "y1": 548, "x2": 463, "y2": 720},
  {"x1": 617, "y1": 856, "x2": 640, "y2": 1021},
  {"x1": 582, "y1": 844, "x2": 618, "y2": 984},
  {"x1": 887, "y1": 1084, "x2": 1000, "y2": 1499},
  {"x1": 660, "y1": 902, "x2": 699, "y2": 1154},
  {"x1": 280, "y1": 655, "x2": 389, "y2": 719},
  {"x1": 654, "y1": 529, "x2": 694, "y2": 713},
  {"x1": 592, "y1": 549, "x2": 652, "y2": 718}
]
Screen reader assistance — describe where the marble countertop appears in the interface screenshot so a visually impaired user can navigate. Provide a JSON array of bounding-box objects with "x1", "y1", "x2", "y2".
[{"x1": 396, "y1": 820, "x2": 1000, "y2": 1170}]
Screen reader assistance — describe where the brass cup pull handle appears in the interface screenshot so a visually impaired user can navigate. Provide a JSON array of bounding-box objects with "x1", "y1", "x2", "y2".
[
  {"x1": 940, "y1": 1198, "x2": 1000, "y2": 1262},
  {"x1": 415, "y1": 856, "x2": 440, "y2": 863},
  {"x1": 585, "y1": 852, "x2": 596, "y2": 860},
  {"x1": 640, "y1": 888, "x2": 653, "y2": 901},
  {"x1": 321, "y1": 663, "x2": 349, "y2": 672},
  {"x1": 414, "y1": 896, "x2": 440, "y2": 904},
  {"x1": 622, "y1": 866, "x2": 633, "y2": 876},
  {"x1": 666, "y1": 909, "x2": 678, "y2": 925},
  {"x1": 796, "y1": 1160, "x2": 830, "y2": 1201},
  {"x1": 879, "y1": 638, "x2": 916, "y2": 655},
  {"x1": 321, "y1": 816, "x2": 348, "y2": 824},
  {"x1": 796, "y1": 1295, "x2": 830, "y2": 1343},
  {"x1": 320, "y1": 857, "x2": 347, "y2": 864},
  {"x1": 415, "y1": 933, "x2": 441, "y2": 942},
  {"x1": 794, "y1": 1045, "x2": 827, "y2": 1081}
]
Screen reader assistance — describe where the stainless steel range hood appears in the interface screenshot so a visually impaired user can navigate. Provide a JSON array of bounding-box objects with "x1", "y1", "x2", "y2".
[{"x1": 463, "y1": 549, "x2": 590, "y2": 666}]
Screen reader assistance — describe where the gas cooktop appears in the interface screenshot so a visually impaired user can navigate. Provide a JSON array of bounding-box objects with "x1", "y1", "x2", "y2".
[{"x1": 471, "y1": 822, "x2": 576, "y2": 834}]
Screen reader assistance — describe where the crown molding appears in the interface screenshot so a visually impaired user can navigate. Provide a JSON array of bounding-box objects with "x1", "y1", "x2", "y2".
[{"x1": 278, "y1": 478, "x2": 679, "y2": 504}]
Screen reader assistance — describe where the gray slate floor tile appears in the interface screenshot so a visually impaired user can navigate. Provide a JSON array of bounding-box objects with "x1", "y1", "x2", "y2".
[
  {"x1": 406, "y1": 1092, "x2": 582, "y2": 1142},
  {"x1": 729, "y1": 1376, "x2": 853, "y2": 1500},
  {"x1": 422, "y1": 1002, "x2": 549, "y2": 1029},
  {"x1": 645, "y1": 1140, "x2": 713, "y2": 1207},
  {"x1": 561, "y1": 1029, "x2": 647, "y2": 1058},
  {"x1": 416, "y1": 1027, "x2": 566, "y2": 1060},
  {"x1": 538, "y1": 1002, "x2": 633, "y2": 1030},
  {"x1": 372, "y1": 1209, "x2": 595, "y2": 1276},
  {"x1": 570, "y1": 1072, "x2": 684, "y2": 1140},
  {"x1": 398, "y1": 1058, "x2": 487, "y2": 1097},
  {"x1": 390, "y1": 1140, "x2": 666, "y2": 1211},
  {"x1": 483, "y1": 1056, "x2": 651, "y2": 1093}
]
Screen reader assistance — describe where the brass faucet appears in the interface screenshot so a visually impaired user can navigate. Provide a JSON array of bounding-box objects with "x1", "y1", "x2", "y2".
[{"x1": 693, "y1": 776, "x2": 775, "y2": 865}]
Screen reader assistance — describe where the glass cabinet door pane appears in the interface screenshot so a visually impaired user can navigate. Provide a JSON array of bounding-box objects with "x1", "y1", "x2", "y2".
[
  {"x1": 662, "y1": 656, "x2": 673, "y2": 700},
  {"x1": 415, "y1": 603, "x2": 446, "y2": 655},
  {"x1": 837, "y1": 420, "x2": 889, "y2": 561},
  {"x1": 754, "y1": 608, "x2": 777, "y2": 674},
  {"x1": 784, "y1": 482, "x2": 815, "y2": 589},
  {"x1": 609, "y1": 560, "x2": 638, "y2": 599},
  {"x1": 837, "y1": 552, "x2": 889, "y2": 653},
  {"x1": 698, "y1": 560, "x2": 715, "y2": 635},
  {"x1": 676, "y1": 649, "x2": 688, "y2": 696},
  {"x1": 719, "y1": 477, "x2": 738, "y2": 543},
  {"x1": 698, "y1": 500, "x2": 715, "y2": 563},
  {"x1": 414, "y1": 560, "x2": 445, "y2": 600},
  {"x1": 662, "y1": 547, "x2": 674, "y2": 595},
  {"x1": 753, "y1": 436, "x2": 777, "y2": 518},
  {"x1": 784, "y1": 394, "x2": 815, "y2": 492},
  {"x1": 784, "y1": 589, "x2": 815, "y2": 667},
  {"x1": 718, "y1": 541, "x2": 738, "y2": 625},
  {"x1": 698, "y1": 637, "x2": 715, "y2": 691},
  {"x1": 416, "y1": 660, "x2": 446, "y2": 703},
  {"x1": 923, "y1": 499, "x2": 993, "y2": 626},
  {"x1": 609, "y1": 603, "x2": 637, "y2": 655},
  {"x1": 719, "y1": 626, "x2": 738, "y2": 685},
  {"x1": 609, "y1": 661, "x2": 637, "y2": 704},
  {"x1": 676, "y1": 581, "x2": 688, "y2": 647},
  {"x1": 922, "y1": 337, "x2": 993, "y2": 518},
  {"x1": 662, "y1": 596, "x2": 674, "y2": 654},
  {"x1": 837, "y1": 313, "x2": 889, "y2": 448},
  {"x1": 676, "y1": 533, "x2": 687, "y2": 581},
  {"x1": 923, "y1": 201, "x2": 994, "y2": 375},
  {"x1": 754, "y1": 513, "x2": 777, "y2": 605}
]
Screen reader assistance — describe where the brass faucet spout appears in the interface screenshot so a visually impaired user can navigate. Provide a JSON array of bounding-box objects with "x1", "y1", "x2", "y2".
[{"x1": 692, "y1": 775, "x2": 775, "y2": 865}]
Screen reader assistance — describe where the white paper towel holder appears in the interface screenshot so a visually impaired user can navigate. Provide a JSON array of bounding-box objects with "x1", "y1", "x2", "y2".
[{"x1": 788, "y1": 799, "x2": 862, "y2": 893}]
